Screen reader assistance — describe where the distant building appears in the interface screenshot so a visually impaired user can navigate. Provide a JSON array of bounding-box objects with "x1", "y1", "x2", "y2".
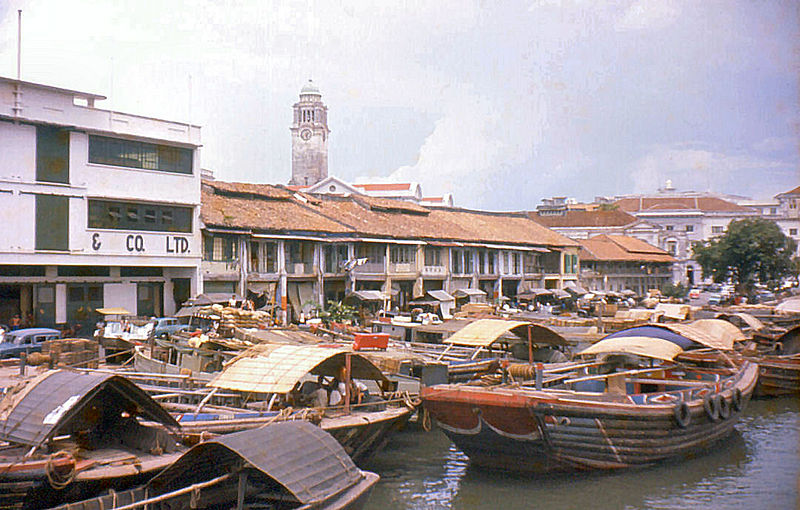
[
  {"x1": 0, "y1": 76, "x2": 202, "y2": 330},
  {"x1": 576, "y1": 235, "x2": 674, "y2": 295},
  {"x1": 289, "y1": 80, "x2": 329, "y2": 187},
  {"x1": 201, "y1": 180, "x2": 577, "y2": 323},
  {"x1": 289, "y1": 177, "x2": 455, "y2": 207}
]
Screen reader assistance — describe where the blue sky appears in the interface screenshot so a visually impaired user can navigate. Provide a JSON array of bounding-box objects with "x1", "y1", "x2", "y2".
[{"x1": 0, "y1": 0, "x2": 796, "y2": 209}]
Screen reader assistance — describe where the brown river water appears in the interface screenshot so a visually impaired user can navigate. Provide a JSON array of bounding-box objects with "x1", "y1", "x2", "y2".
[{"x1": 362, "y1": 398, "x2": 799, "y2": 509}]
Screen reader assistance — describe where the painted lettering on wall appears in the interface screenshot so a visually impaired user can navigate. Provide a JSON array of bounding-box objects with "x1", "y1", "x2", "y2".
[
  {"x1": 126, "y1": 234, "x2": 145, "y2": 252},
  {"x1": 166, "y1": 236, "x2": 190, "y2": 254},
  {"x1": 91, "y1": 233, "x2": 102, "y2": 251}
]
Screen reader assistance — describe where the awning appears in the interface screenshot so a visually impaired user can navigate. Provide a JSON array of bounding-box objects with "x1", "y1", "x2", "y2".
[
  {"x1": 190, "y1": 293, "x2": 243, "y2": 305},
  {"x1": 605, "y1": 319, "x2": 740, "y2": 350},
  {"x1": 445, "y1": 319, "x2": 532, "y2": 347},
  {"x1": 579, "y1": 336, "x2": 684, "y2": 361},
  {"x1": 715, "y1": 312, "x2": 765, "y2": 332},
  {"x1": 247, "y1": 281, "x2": 277, "y2": 295},
  {"x1": 517, "y1": 288, "x2": 553, "y2": 300},
  {"x1": 209, "y1": 344, "x2": 387, "y2": 394},
  {"x1": 346, "y1": 290, "x2": 389, "y2": 302},
  {"x1": 148, "y1": 422, "x2": 364, "y2": 506},
  {"x1": 427, "y1": 290, "x2": 455, "y2": 302},
  {"x1": 453, "y1": 288, "x2": 487, "y2": 298},
  {"x1": 776, "y1": 298, "x2": 800, "y2": 314},
  {"x1": 96, "y1": 307, "x2": 132, "y2": 315},
  {"x1": 564, "y1": 282, "x2": 588, "y2": 295},
  {"x1": 552, "y1": 289, "x2": 571, "y2": 299}
]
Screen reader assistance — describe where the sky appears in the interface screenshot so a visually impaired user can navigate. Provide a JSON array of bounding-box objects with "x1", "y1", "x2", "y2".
[{"x1": 0, "y1": 0, "x2": 797, "y2": 210}]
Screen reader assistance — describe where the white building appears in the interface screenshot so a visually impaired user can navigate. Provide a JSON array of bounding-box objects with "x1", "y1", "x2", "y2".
[{"x1": 0, "y1": 77, "x2": 202, "y2": 331}]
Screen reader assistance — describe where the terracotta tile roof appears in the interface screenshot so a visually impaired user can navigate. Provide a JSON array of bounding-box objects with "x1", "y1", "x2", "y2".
[
  {"x1": 615, "y1": 196, "x2": 753, "y2": 213},
  {"x1": 353, "y1": 183, "x2": 412, "y2": 192},
  {"x1": 777, "y1": 185, "x2": 800, "y2": 197},
  {"x1": 201, "y1": 180, "x2": 577, "y2": 247},
  {"x1": 528, "y1": 209, "x2": 637, "y2": 227},
  {"x1": 578, "y1": 235, "x2": 674, "y2": 263}
]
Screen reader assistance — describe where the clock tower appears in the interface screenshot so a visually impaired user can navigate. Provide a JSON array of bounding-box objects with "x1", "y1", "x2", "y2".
[{"x1": 290, "y1": 80, "x2": 329, "y2": 186}]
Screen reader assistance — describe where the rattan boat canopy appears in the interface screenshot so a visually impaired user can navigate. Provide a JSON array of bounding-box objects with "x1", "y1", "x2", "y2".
[
  {"x1": 578, "y1": 336, "x2": 684, "y2": 361},
  {"x1": 209, "y1": 344, "x2": 386, "y2": 394},
  {"x1": 444, "y1": 319, "x2": 567, "y2": 347}
]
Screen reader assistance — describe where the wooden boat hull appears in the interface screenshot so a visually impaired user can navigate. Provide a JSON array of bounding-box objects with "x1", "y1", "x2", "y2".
[
  {"x1": 178, "y1": 406, "x2": 412, "y2": 464},
  {"x1": 0, "y1": 453, "x2": 180, "y2": 510},
  {"x1": 422, "y1": 362, "x2": 758, "y2": 472},
  {"x1": 751, "y1": 356, "x2": 800, "y2": 397}
]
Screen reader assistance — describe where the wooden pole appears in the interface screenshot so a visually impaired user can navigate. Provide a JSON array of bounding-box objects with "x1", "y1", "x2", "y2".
[
  {"x1": 527, "y1": 325, "x2": 533, "y2": 364},
  {"x1": 236, "y1": 471, "x2": 248, "y2": 510},
  {"x1": 344, "y1": 353, "x2": 351, "y2": 414}
]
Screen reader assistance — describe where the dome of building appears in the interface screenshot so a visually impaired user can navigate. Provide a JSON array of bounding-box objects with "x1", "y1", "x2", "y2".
[{"x1": 300, "y1": 79, "x2": 321, "y2": 96}]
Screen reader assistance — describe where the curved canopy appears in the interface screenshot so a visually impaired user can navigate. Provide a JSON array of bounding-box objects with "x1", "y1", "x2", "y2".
[
  {"x1": 149, "y1": 421, "x2": 362, "y2": 505},
  {"x1": 445, "y1": 319, "x2": 536, "y2": 347},
  {"x1": 209, "y1": 344, "x2": 386, "y2": 394},
  {"x1": 579, "y1": 336, "x2": 684, "y2": 361},
  {"x1": 715, "y1": 312, "x2": 765, "y2": 332},
  {"x1": 0, "y1": 370, "x2": 177, "y2": 448},
  {"x1": 604, "y1": 319, "x2": 740, "y2": 350}
]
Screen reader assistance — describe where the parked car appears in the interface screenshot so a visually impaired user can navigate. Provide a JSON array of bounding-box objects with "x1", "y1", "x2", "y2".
[
  {"x1": 688, "y1": 288, "x2": 702, "y2": 300},
  {"x1": 151, "y1": 317, "x2": 190, "y2": 338},
  {"x1": 707, "y1": 293, "x2": 723, "y2": 306},
  {"x1": 0, "y1": 327, "x2": 60, "y2": 359}
]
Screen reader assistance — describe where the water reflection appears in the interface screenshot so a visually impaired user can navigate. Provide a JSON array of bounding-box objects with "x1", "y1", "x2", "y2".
[{"x1": 363, "y1": 398, "x2": 798, "y2": 510}]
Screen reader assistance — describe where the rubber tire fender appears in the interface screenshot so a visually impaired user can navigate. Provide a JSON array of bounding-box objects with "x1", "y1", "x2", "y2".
[
  {"x1": 673, "y1": 401, "x2": 691, "y2": 428},
  {"x1": 716, "y1": 394, "x2": 731, "y2": 419},
  {"x1": 703, "y1": 393, "x2": 720, "y2": 422},
  {"x1": 731, "y1": 388, "x2": 743, "y2": 412}
]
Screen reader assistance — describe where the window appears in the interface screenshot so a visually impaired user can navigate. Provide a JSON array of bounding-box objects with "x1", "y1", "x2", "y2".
[
  {"x1": 324, "y1": 244, "x2": 348, "y2": 273},
  {"x1": 667, "y1": 241, "x2": 677, "y2": 256},
  {"x1": 356, "y1": 243, "x2": 385, "y2": 264},
  {"x1": 451, "y1": 249, "x2": 463, "y2": 274},
  {"x1": 685, "y1": 225, "x2": 694, "y2": 232},
  {"x1": 203, "y1": 234, "x2": 237, "y2": 262},
  {"x1": 425, "y1": 247, "x2": 441, "y2": 266},
  {"x1": 790, "y1": 228, "x2": 798, "y2": 236},
  {"x1": 478, "y1": 250, "x2": 486, "y2": 273},
  {"x1": 88, "y1": 135, "x2": 193, "y2": 174},
  {"x1": 390, "y1": 245, "x2": 415, "y2": 265},
  {"x1": 523, "y1": 253, "x2": 539, "y2": 273},
  {"x1": 512, "y1": 253, "x2": 521, "y2": 274},
  {"x1": 36, "y1": 125, "x2": 70, "y2": 184},
  {"x1": 665, "y1": 225, "x2": 674, "y2": 231},
  {"x1": 88, "y1": 200, "x2": 192, "y2": 233},
  {"x1": 563, "y1": 253, "x2": 578, "y2": 274},
  {"x1": 286, "y1": 241, "x2": 313, "y2": 264},
  {"x1": 464, "y1": 250, "x2": 474, "y2": 273},
  {"x1": 770, "y1": 208, "x2": 777, "y2": 215},
  {"x1": 712, "y1": 226, "x2": 724, "y2": 234},
  {"x1": 36, "y1": 195, "x2": 69, "y2": 251},
  {"x1": 487, "y1": 251, "x2": 496, "y2": 274}
]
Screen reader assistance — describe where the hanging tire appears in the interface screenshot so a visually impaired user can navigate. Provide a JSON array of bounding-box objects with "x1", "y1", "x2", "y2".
[
  {"x1": 673, "y1": 401, "x2": 691, "y2": 428},
  {"x1": 731, "y1": 388, "x2": 743, "y2": 412},
  {"x1": 717, "y1": 394, "x2": 731, "y2": 419},
  {"x1": 703, "y1": 393, "x2": 720, "y2": 421}
]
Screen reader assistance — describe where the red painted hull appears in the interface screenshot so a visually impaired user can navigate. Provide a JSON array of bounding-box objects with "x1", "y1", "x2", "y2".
[{"x1": 422, "y1": 362, "x2": 758, "y2": 472}]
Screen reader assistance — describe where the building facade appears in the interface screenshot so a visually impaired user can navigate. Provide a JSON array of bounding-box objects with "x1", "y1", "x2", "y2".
[
  {"x1": 0, "y1": 77, "x2": 202, "y2": 331},
  {"x1": 200, "y1": 180, "x2": 579, "y2": 323},
  {"x1": 576, "y1": 235, "x2": 674, "y2": 295},
  {"x1": 289, "y1": 80, "x2": 329, "y2": 187}
]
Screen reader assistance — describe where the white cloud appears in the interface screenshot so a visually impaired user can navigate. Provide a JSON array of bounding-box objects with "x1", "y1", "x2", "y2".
[
  {"x1": 629, "y1": 144, "x2": 788, "y2": 195},
  {"x1": 614, "y1": 0, "x2": 682, "y2": 32}
]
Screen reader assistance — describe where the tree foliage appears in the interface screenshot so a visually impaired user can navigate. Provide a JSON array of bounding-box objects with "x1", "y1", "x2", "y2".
[
  {"x1": 319, "y1": 300, "x2": 359, "y2": 325},
  {"x1": 661, "y1": 282, "x2": 687, "y2": 299},
  {"x1": 693, "y1": 218, "x2": 797, "y2": 294}
]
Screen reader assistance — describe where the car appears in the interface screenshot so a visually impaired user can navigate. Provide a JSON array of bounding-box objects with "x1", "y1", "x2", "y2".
[
  {"x1": 688, "y1": 288, "x2": 701, "y2": 299},
  {"x1": 151, "y1": 317, "x2": 190, "y2": 338},
  {"x1": 0, "y1": 327, "x2": 60, "y2": 359}
]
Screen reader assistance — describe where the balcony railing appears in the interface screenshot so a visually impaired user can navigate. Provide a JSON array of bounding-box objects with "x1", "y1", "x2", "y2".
[
  {"x1": 353, "y1": 262, "x2": 385, "y2": 274},
  {"x1": 422, "y1": 265, "x2": 447, "y2": 277},
  {"x1": 390, "y1": 262, "x2": 416, "y2": 274}
]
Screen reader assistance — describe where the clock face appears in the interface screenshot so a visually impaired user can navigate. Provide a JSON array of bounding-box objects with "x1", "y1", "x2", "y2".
[{"x1": 300, "y1": 129, "x2": 312, "y2": 141}]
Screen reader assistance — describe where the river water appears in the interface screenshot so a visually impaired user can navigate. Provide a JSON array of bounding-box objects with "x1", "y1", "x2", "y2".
[{"x1": 362, "y1": 398, "x2": 799, "y2": 509}]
